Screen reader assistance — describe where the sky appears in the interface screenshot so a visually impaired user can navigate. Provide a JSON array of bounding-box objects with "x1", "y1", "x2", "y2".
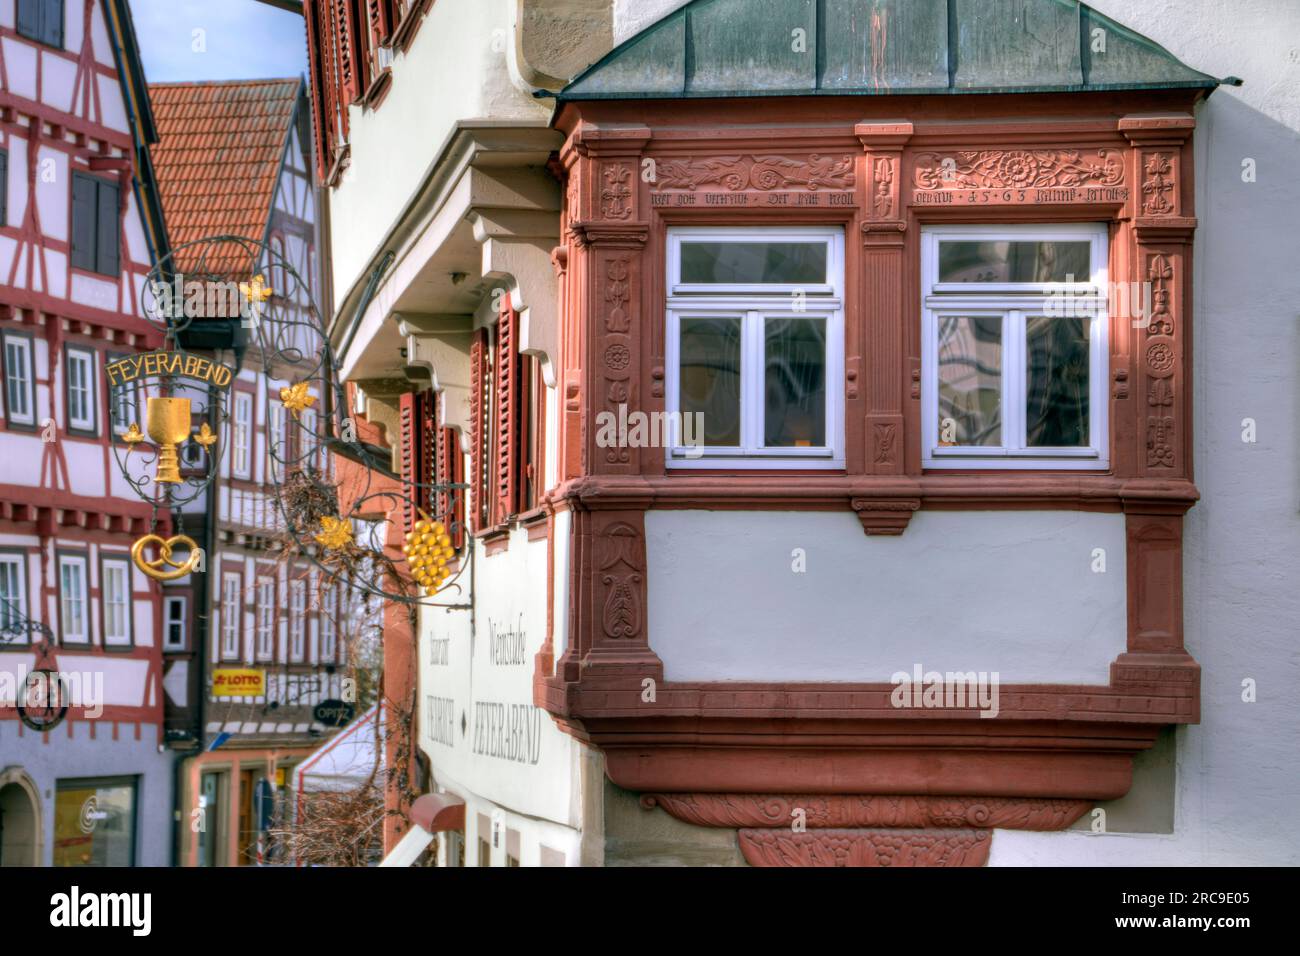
[{"x1": 130, "y1": 0, "x2": 308, "y2": 84}]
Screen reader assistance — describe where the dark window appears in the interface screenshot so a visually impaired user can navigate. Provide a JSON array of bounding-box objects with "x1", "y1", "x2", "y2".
[
  {"x1": 0, "y1": 150, "x2": 8, "y2": 225},
  {"x1": 17, "y1": 0, "x2": 64, "y2": 48},
  {"x1": 71, "y1": 173, "x2": 120, "y2": 277}
]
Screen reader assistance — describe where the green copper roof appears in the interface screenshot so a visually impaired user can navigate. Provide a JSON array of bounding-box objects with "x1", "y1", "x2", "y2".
[{"x1": 557, "y1": 0, "x2": 1220, "y2": 100}]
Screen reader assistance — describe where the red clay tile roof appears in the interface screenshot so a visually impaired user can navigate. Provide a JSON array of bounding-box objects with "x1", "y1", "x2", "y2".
[{"x1": 149, "y1": 78, "x2": 301, "y2": 276}]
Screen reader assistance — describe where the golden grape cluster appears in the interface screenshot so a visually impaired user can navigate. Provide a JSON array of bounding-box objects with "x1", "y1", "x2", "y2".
[{"x1": 403, "y1": 519, "x2": 454, "y2": 596}]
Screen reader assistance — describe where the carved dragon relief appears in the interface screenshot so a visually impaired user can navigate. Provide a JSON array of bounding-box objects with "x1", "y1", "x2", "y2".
[{"x1": 654, "y1": 154, "x2": 854, "y2": 191}]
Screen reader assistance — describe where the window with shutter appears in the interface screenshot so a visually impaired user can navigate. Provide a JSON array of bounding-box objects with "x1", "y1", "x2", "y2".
[
  {"x1": 399, "y1": 391, "x2": 417, "y2": 534},
  {"x1": 17, "y1": 0, "x2": 62, "y2": 48},
  {"x1": 469, "y1": 327, "x2": 491, "y2": 531},
  {"x1": 70, "y1": 173, "x2": 120, "y2": 277},
  {"x1": 437, "y1": 424, "x2": 465, "y2": 550},
  {"x1": 495, "y1": 303, "x2": 520, "y2": 525},
  {"x1": 96, "y1": 179, "x2": 120, "y2": 277},
  {"x1": 71, "y1": 174, "x2": 97, "y2": 272},
  {"x1": 41, "y1": 0, "x2": 64, "y2": 47}
]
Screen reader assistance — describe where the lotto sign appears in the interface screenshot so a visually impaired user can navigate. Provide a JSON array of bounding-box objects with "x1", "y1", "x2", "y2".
[{"x1": 212, "y1": 668, "x2": 266, "y2": 697}]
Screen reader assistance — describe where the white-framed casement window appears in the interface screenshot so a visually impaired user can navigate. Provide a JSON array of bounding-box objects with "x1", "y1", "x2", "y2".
[
  {"x1": 267, "y1": 401, "x2": 285, "y2": 473},
  {"x1": 163, "y1": 595, "x2": 187, "y2": 651},
  {"x1": 220, "y1": 571, "x2": 242, "y2": 659},
  {"x1": 108, "y1": 357, "x2": 137, "y2": 438},
  {"x1": 65, "y1": 346, "x2": 97, "y2": 434},
  {"x1": 921, "y1": 224, "x2": 1109, "y2": 470},
  {"x1": 300, "y1": 406, "x2": 317, "y2": 467},
  {"x1": 665, "y1": 226, "x2": 844, "y2": 469},
  {"x1": 3, "y1": 334, "x2": 36, "y2": 426},
  {"x1": 255, "y1": 576, "x2": 275, "y2": 661},
  {"x1": 289, "y1": 579, "x2": 306, "y2": 661},
  {"x1": 100, "y1": 556, "x2": 132, "y2": 647},
  {"x1": 231, "y1": 391, "x2": 253, "y2": 479},
  {"x1": 320, "y1": 584, "x2": 337, "y2": 662},
  {"x1": 0, "y1": 553, "x2": 29, "y2": 642},
  {"x1": 58, "y1": 554, "x2": 90, "y2": 644}
]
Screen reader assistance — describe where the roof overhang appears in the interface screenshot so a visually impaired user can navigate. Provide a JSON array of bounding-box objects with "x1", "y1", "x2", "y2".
[{"x1": 553, "y1": 0, "x2": 1225, "y2": 103}]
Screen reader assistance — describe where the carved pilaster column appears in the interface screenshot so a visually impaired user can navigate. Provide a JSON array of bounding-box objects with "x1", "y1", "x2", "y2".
[
  {"x1": 556, "y1": 122, "x2": 661, "y2": 681},
  {"x1": 854, "y1": 121, "x2": 920, "y2": 534},
  {"x1": 1115, "y1": 114, "x2": 1200, "y2": 702}
]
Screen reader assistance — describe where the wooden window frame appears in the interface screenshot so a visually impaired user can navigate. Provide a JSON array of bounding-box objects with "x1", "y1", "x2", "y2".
[
  {"x1": 162, "y1": 594, "x2": 188, "y2": 652},
  {"x1": 219, "y1": 570, "x2": 243, "y2": 662},
  {"x1": 56, "y1": 550, "x2": 91, "y2": 646},
  {"x1": 98, "y1": 553, "x2": 133, "y2": 649},
  {"x1": 2, "y1": 331, "x2": 38, "y2": 429},
  {"x1": 0, "y1": 549, "x2": 31, "y2": 647},
  {"x1": 664, "y1": 226, "x2": 846, "y2": 470},
  {"x1": 920, "y1": 223, "x2": 1110, "y2": 471},
  {"x1": 64, "y1": 345, "x2": 98, "y2": 437}
]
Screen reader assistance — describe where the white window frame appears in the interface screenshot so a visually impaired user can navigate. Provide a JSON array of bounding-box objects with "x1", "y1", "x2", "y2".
[
  {"x1": 59, "y1": 554, "x2": 90, "y2": 644},
  {"x1": 255, "y1": 576, "x2": 275, "y2": 661},
  {"x1": 289, "y1": 579, "x2": 306, "y2": 662},
  {"x1": 101, "y1": 556, "x2": 132, "y2": 647},
  {"x1": 320, "y1": 585, "x2": 337, "y2": 662},
  {"x1": 65, "y1": 346, "x2": 96, "y2": 433},
  {"x1": 163, "y1": 595, "x2": 187, "y2": 651},
  {"x1": 0, "y1": 553, "x2": 29, "y2": 642},
  {"x1": 231, "y1": 391, "x2": 253, "y2": 479},
  {"x1": 3, "y1": 334, "x2": 36, "y2": 426},
  {"x1": 665, "y1": 226, "x2": 844, "y2": 470},
  {"x1": 220, "y1": 572, "x2": 241, "y2": 659},
  {"x1": 921, "y1": 223, "x2": 1109, "y2": 471}
]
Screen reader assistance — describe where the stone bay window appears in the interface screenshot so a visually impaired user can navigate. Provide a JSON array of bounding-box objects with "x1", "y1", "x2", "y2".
[{"x1": 538, "y1": 0, "x2": 1221, "y2": 865}]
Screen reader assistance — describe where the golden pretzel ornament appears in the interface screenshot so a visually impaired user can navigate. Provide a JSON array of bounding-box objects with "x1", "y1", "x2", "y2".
[{"x1": 131, "y1": 533, "x2": 202, "y2": 581}]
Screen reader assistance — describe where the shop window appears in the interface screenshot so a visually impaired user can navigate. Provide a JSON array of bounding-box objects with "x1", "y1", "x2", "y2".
[
  {"x1": 665, "y1": 227, "x2": 845, "y2": 469},
  {"x1": 921, "y1": 225, "x2": 1109, "y2": 470},
  {"x1": 53, "y1": 778, "x2": 136, "y2": 866},
  {"x1": 197, "y1": 771, "x2": 226, "y2": 867},
  {"x1": 3, "y1": 333, "x2": 36, "y2": 427}
]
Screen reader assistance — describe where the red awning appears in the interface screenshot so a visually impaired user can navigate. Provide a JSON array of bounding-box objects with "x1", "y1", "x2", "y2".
[{"x1": 410, "y1": 792, "x2": 465, "y2": 833}]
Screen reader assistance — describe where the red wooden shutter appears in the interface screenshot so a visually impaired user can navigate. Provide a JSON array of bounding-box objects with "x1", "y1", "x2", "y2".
[
  {"x1": 399, "y1": 391, "x2": 417, "y2": 533},
  {"x1": 437, "y1": 425, "x2": 464, "y2": 549},
  {"x1": 495, "y1": 303, "x2": 520, "y2": 525},
  {"x1": 469, "y1": 327, "x2": 489, "y2": 531}
]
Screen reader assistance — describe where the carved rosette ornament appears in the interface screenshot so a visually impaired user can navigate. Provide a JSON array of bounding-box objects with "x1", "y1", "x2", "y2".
[{"x1": 913, "y1": 148, "x2": 1124, "y2": 190}]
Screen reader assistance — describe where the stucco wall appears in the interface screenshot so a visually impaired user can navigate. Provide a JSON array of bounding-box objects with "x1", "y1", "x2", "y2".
[
  {"x1": 328, "y1": 0, "x2": 550, "y2": 302},
  {"x1": 613, "y1": 0, "x2": 1300, "y2": 865},
  {"x1": 647, "y1": 510, "x2": 1127, "y2": 684}
]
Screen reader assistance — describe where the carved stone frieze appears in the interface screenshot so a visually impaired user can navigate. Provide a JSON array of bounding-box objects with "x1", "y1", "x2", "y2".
[
  {"x1": 654, "y1": 154, "x2": 854, "y2": 191},
  {"x1": 738, "y1": 828, "x2": 991, "y2": 867},
  {"x1": 913, "y1": 148, "x2": 1124, "y2": 190}
]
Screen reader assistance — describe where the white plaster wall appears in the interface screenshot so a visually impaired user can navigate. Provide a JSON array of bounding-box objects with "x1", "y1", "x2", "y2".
[
  {"x1": 647, "y1": 510, "x2": 1127, "y2": 684},
  {"x1": 328, "y1": 0, "x2": 550, "y2": 303},
  {"x1": 420, "y1": 521, "x2": 585, "y2": 833},
  {"x1": 992, "y1": 0, "x2": 1300, "y2": 866}
]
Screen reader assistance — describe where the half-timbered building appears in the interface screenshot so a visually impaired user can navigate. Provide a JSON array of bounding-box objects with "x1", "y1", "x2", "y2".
[
  {"x1": 0, "y1": 0, "x2": 172, "y2": 867},
  {"x1": 147, "y1": 77, "x2": 351, "y2": 866}
]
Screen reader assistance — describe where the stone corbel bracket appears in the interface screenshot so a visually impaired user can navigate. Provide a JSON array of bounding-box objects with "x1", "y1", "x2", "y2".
[
  {"x1": 468, "y1": 208, "x2": 560, "y2": 387},
  {"x1": 396, "y1": 313, "x2": 474, "y2": 438}
]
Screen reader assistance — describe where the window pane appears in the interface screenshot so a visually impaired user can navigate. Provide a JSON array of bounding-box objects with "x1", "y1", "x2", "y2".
[
  {"x1": 679, "y1": 317, "x2": 741, "y2": 446},
  {"x1": 54, "y1": 781, "x2": 137, "y2": 867},
  {"x1": 680, "y1": 241, "x2": 827, "y2": 284},
  {"x1": 764, "y1": 317, "x2": 826, "y2": 447},
  {"x1": 937, "y1": 315, "x2": 1002, "y2": 447},
  {"x1": 1026, "y1": 316, "x2": 1090, "y2": 447},
  {"x1": 938, "y1": 240, "x2": 1090, "y2": 284}
]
